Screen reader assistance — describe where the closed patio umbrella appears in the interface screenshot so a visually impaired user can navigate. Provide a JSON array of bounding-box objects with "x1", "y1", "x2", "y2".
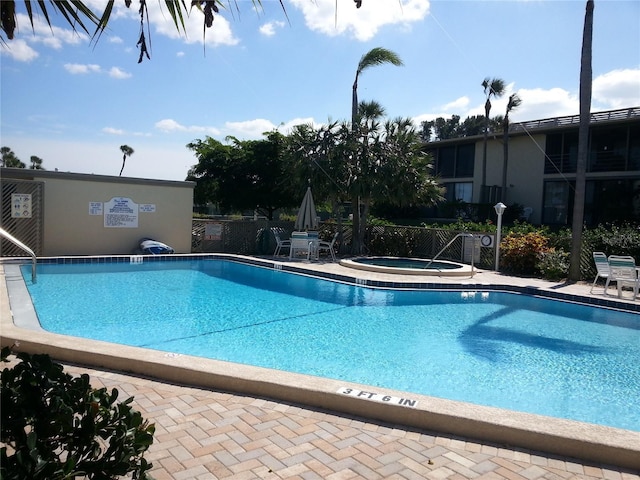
[{"x1": 294, "y1": 186, "x2": 319, "y2": 231}]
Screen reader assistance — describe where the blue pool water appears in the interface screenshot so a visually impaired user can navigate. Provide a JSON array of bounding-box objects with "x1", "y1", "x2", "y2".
[{"x1": 21, "y1": 259, "x2": 640, "y2": 431}]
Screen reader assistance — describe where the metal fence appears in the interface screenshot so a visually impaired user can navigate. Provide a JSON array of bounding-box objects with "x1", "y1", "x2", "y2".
[
  {"x1": 191, "y1": 218, "x2": 497, "y2": 269},
  {"x1": 0, "y1": 179, "x2": 44, "y2": 256}
]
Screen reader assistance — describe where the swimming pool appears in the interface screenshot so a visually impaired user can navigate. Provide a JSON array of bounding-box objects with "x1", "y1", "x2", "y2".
[{"x1": 18, "y1": 258, "x2": 640, "y2": 432}]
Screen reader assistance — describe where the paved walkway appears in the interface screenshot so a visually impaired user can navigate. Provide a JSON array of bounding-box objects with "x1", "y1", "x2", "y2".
[{"x1": 63, "y1": 362, "x2": 639, "y2": 480}]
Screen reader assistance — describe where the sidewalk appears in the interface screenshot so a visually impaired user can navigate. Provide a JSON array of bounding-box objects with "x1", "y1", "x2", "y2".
[{"x1": 64, "y1": 362, "x2": 640, "y2": 480}]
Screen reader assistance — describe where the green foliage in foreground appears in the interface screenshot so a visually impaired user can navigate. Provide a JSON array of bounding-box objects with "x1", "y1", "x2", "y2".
[{"x1": 0, "y1": 347, "x2": 155, "y2": 480}]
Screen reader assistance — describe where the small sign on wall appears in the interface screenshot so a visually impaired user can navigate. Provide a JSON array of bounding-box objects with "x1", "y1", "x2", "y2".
[
  {"x1": 11, "y1": 193, "x2": 32, "y2": 218},
  {"x1": 104, "y1": 197, "x2": 138, "y2": 228},
  {"x1": 89, "y1": 202, "x2": 103, "y2": 215},
  {"x1": 205, "y1": 223, "x2": 222, "y2": 240},
  {"x1": 139, "y1": 204, "x2": 156, "y2": 213}
]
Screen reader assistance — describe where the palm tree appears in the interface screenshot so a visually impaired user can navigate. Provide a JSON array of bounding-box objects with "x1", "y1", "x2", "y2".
[
  {"x1": 500, "y1": 93, "x2": 522, "y2": 201},
  {"x1": 1, "y1": 1, "x2": 276, "y2": 62},
  {"x1": 481, "y1": 77, "x2": 506, "y2": 201},
  {"x1": 352, "y1": 48, "x2": 403, "y2": 127},
  {"x1": 29, "y1": 155, "x2": 45, "y2": 170},
  {"x1": 569, "y1": 0, "x2": 594, "y2": 282},
  {"x1": 350, "y1": 47, "x2": 403, "y2": 254},
  {"x1": 119, "y1": 145, "x2": 134, "y2": 177}
]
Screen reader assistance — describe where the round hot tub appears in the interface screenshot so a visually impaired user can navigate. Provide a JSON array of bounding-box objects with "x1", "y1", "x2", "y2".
[{"x1": 340, "y1": 256, "x2": 474, "y2": 276}]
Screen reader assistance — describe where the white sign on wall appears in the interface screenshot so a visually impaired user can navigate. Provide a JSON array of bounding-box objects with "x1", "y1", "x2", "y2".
[
  {"x1": 11, "y1": 193, "x2": 32, "y2": 218},
  {"x1": 139, "y1": 204, "x2": 156, "y2": 213},
  {"x1": 89, "y1": 202, "x2": 103, "y2": 215},
  {"x1": 104, "y1": 197, "x2": 138, "y2": 228}
]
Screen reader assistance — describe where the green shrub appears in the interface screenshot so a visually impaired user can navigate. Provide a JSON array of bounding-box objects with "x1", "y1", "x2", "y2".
[
  {"x1": 500, "y1": 231, "x2": 551, "y2": 276},
  {"x1": 1, "y1": 347, "x2": 155, "y2": 480},
  {"x1": 537, "y1": 249, "x2": 570, "y2": 281}
]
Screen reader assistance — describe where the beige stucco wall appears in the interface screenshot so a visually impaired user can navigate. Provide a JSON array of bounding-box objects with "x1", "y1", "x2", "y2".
[
  {"x1": 500, "y1": 134, "x2": 546, "y2": 223},
  {"x1": 470, "y1": 134, "x2": 546, "y2": 224},
  {"x1": 1, "y1": 169, "x2": 194, "y2": 256}
]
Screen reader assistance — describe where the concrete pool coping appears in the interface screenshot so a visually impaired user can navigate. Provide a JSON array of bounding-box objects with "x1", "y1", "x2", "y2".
[
  {"x1": 339, "y1": 257, "x2": 475, "y2": 276},
  {"x1": 1, "y1": 254, "x2": 639, "y2": 470}
]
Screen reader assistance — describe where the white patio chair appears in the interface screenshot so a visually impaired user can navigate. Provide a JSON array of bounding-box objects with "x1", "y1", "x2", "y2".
[
  {"x1": 317, "y1": 231, "x2": 339, "y2": 262},
  {"x1": 271, "y1": 227, "x2": 291, "y2": 257},
  {"x1": 590, "y1": 251, "x2": 613, "y2": 294},
  {"x1": 607, "y1": 255, "x2": 639, "y2": 300}
]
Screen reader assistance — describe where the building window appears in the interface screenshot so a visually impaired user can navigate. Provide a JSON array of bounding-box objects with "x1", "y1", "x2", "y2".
[
  {"x1": 546, "y1": 124, "x2": 637, "y2": 174},
  {"x1": 543, "y1": 178, "x2": 640, "y2": 225},
  {"x1": 545, "y1": 132, "x2": 578, "y2": 174},
  {"x1": 542, "y1": 181, "x2": 570, "y2": 224},
  {"x1": 589, "y1": 127, "x2": 627, "y2": 172},
  {"x1": 444, "y1": 182, "x2": 473, "y2": 203},
  {"x1": 434, "y1": 143, "x2": 475, "y2": 178}
]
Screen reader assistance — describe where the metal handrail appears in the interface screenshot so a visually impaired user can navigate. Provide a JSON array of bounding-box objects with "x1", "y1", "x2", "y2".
[
  {"x1": 425, "y1": 233, "x2": 476, "y2": 276},
  {"x1": 0, "y1": 227, "x2": 37, "y2": 283}
]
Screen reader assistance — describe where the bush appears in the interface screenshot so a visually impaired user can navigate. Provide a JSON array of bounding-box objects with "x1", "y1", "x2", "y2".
[
  {"x1": 537, "y1": 249, "x2": 570, "y2": 281},
  {"x1": 499, "y1": 231, "x2": 551, "y2": 276},
  {"x1": 1, "y1": 347, "x2": 155, "y2": 480}
]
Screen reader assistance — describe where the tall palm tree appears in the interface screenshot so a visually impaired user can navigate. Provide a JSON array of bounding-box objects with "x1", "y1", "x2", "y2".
[
  {"x1": 350, "y1": 47, "x2": 403, "y2": 254},
  {"x1": 352, "y1": 48, "x2": 403, "y2": 127},
  {"x1": 119, "y1": 145, "x2": 134, "y2": 177},
  {"x1": 481, "y1": 77, "x2": 506, "y2": 202},
  {"x1": 500, "y1": 93, "x2": 522, "y2": 201},
  {"x1": 569, "y1": 0, "x2": 594, "y2": 281}
]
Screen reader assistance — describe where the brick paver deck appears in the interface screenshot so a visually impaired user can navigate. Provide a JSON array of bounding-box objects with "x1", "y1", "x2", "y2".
[{"x1": 64, "y1": 363, "x2": 640, "y2": 480}]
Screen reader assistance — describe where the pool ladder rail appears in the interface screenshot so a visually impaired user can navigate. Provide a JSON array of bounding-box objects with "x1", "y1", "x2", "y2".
[
  {"x1": 0, "y1": 226, "x2": 37, "y2": 283},
  {"x1": 425, "y1": 233, "x2": 476, "y2": 277}
]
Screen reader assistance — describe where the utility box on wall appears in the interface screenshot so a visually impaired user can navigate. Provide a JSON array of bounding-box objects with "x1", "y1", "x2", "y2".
[{"x1": 1, "y1": 168, "x2": 195, "y2": 256}]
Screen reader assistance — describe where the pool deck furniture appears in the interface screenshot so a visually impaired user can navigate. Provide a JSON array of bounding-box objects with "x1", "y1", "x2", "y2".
[
  {"x1": 608, "y1": 255, "x2": 640, "y2": 300},
  {"x1": 270, "y1": 227, "x2": 291, "y2": 257},
  {"x1": 317, "y1": 231, "x2": 338, "y2": 262},
  {"x1": 289, "y1": 231, "x2": 319, "y2": 261},
  {"x1": 590, "y1": 251, "x2": 613, "y2": 294}
]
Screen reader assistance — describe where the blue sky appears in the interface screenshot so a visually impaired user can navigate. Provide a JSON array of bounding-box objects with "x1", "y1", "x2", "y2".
[{"x1": 1, "y1": 0, "x2": 639, "y2": 181}]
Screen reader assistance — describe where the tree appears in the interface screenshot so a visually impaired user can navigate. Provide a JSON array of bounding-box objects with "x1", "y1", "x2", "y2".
[
  {"x1": 481, "y1": 77, "x2": 506, "y2": 200},
  {"x1": 500, "y1": 93, "x2": 522, "y2": 202},
  {"x1": 350, "y1": 47, "x2": 403, "y2": 254},
  {"x1": 569, "y1": 0, "x2": 594, "y2": 281},
  {"x1": 119, "y1": 145, "x2": 134, "y2": 176},
  {"x1": 420, "y1": 115, "x2": 496, "y2": 142},
  {"x1": 352, "y1": 47, "x2": 403, "y2": 127},
  {"x1": 29, "y1": 155, "x2": 44, "y2": 170},
  {"x1": 1, "y1": 146, "x2": 25, "y2": 168},
  {"x1": 186, "y1": 133, "x2": 299, "y2": 219}
]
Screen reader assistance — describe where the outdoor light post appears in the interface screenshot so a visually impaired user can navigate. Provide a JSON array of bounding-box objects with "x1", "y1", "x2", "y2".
[{"x1": 494, "y1": 202, "x2": 507, "y2": 271}]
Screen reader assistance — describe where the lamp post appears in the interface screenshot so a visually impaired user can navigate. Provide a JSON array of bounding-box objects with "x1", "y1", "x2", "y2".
[{"x1": 494, "y1": 202, "x2": 507, "y2": 271}]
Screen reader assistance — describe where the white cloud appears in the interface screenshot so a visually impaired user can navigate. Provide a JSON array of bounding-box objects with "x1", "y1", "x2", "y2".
[
  {"x1": 289, "y1": 0, "x2": 430, "y2": 41},
  {"x1": 14, "y1": 12, "x2": 89, "y2": 49},
  {"x1": 592, "y1": 68, "x2": 640, "y2": 109},
  {"x1": 260, "y1": 21, "x2": 286, "y2": 37},
  {"x1": 0, "y1": 39, "x2": 39, "y2": 62},
  {"x1": 103, "y1": 127, "x2": 125, "y2": 135},
  {"x1": 155, "y1": 119, "x2": 221, "y2": 136},
  {"x1": 108, "y1": 67, "x2": 132, "y2": 79},
  {"x1": 64, "y1": 63, "x2": 102, "y2": 74},
  {"x1": 441, "y1": 96, "x2": 470, "y2": 112},
  {"x1": 223, "y1": 119, "x2": 278, "y2": 139},
  {"x1": 148, "y1": 4, "x2": 239, "y2": 47},
  {"x1": 108, "y1": 36, "x2": 124, "y2": 44}
]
